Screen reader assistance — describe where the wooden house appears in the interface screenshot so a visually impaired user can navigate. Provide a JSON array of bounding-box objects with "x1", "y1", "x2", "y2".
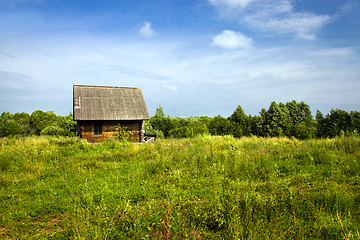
[{"x1": 73, "y1": 85, "x2": 150, "y2": 142}]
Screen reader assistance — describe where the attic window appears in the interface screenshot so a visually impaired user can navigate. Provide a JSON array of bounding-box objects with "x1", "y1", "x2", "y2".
[
  {"x1": 74, "y1": 96, "x2": 81, "y2": 108},
  {"x1": 94, "y1": 124, "x2": 102, "y2": 135}
]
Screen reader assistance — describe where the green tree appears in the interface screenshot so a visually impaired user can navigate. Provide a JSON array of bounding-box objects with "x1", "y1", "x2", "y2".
[
  {"x1": 0, "y1": 112, "x2": 11, "y2": 137},
  {"x1": 350, "y1": 111, "x2": 360, "y2": 135},
  {"x1": 315, "y1": 109, "x2": 354, "y2": 138},
  {"x1": 293, "y1": 121, "x2": 314, "y2": 140},
  {"x1": 1, "y1": 119, "x2": 24, "y2": 137},
  {"x1": 264, "y1": 101, "x2": 290, "y2": 137},
  {"x1": 328, "y1": 109, "x2": 352, "y2": 137},
  {"x1": 40, "y1": 113, "x2": 76, "y2": 136},
  {"x1": 229, "y1": 105, "x2": 250, "y2": 137},
  {"x1": 30, "y1": 110, "x2": 57, "y2": 135},
  {"x1": 12, "y1": 112, "x2": 31, "y2": 134},
  {"x1": 143, "y1": 120, "x2": 164, "y2": 139},
  {"x1": 278, "y1": 102, "x2": 292, "y2": 136},
  {"x1": 249, "y1": 115, "x2": 263, "y2": 137},
  {"x1": 257, "y1": 108, "x2": 269, "y2": 137},
  {"x1": 208, "y1": 115, "x2": 233, "y2": 136},
  {"x1": 286, "y1": 100, "x2": 315, "y2": 139},
  {"x1": 315, "y1": 110, "x2": 327, "y2": 138},
  {"x1": 0, "y1": 112, "x2": 32, "y2": 137},
  {"x1": 148, "y1": 105, "x2": 175, "y2": 137},
  {"x1": 169, "y1": 122, "x2": 208, "y2": 138},
  {"x1": 56, "y1": 114, "x2": 76, "y2": 136}
]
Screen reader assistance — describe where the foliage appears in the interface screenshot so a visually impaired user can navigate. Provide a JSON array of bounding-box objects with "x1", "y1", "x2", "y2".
[
  {"x1": 1, "y1": 135, "x2": 360, "y2": 239},
  {"x1": 208, "y1": 115, "x2": 233, "y2": 136},
  {"x1": 316, "y1": 109, "x2": 360, "y2": 138},
  {"x1": 145, "y1": 102, "x2": 360, "y2": 140},
  {"x1": 114, "y1": 125, "x2": 136, "y2": 142},
  {"x1": 2, "y1": 100, "x2": 360, "y2": 140},
  {"x1": 229, "y1": 105, "x2": 251, "y2": 137},
  {"x1": 56, "y1": 114, "x2": 77, "y2": 136},
  {"x1": 147, "y1": 106, "x2": 211, "y2": 139},
  {"x1": 30, "y1": 110, "x2": 58, "y2": 134},
  {"x1": 169, "y1": 122, "x2": 208, "y2": 138},
  {"x1": 148, "y1": 105, "x2": 175, "y2": 137},
  {"x1": 40, "y1": 125, "x2": 67, "y2": 136},
  {"x1": 0, "y1": 112, "x2": 31, "y2": 137},
  {"x1": 0, "y1": 111, "x2": 76, "y2": 137},
  {"x1": 144, "y1": 120, "x2": 165, "y2": 139},
  {"x1": 146, "y1": 101, "x2": 318, "y2": 140}
]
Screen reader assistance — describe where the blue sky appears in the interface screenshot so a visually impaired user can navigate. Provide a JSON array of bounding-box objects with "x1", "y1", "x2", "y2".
[{"x1": 1, "y1": 0, "x2": 359, "y2": 117}]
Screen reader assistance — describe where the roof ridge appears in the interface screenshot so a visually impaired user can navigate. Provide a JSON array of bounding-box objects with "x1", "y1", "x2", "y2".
[{"x1": 74, "y1": 85, "x2": 140, "y2": 90}]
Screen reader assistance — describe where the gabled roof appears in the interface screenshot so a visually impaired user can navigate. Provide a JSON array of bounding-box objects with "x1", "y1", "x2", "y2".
[{"x1": 73, "y1": 85, "x2": 150, "y2": 121}]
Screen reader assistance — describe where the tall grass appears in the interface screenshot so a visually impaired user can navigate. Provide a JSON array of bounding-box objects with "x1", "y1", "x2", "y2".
[{"x1": 0, "y1": 135, "x2": 359, "y2": 239}]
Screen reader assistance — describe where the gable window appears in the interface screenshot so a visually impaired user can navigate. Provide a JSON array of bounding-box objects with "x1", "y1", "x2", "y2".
[
  {"x1": 74, "y1": 96, "x2": 81, "y2": 108},
  {"x1": 94, "y1": 124, "x2": 102, "y2": 135}
]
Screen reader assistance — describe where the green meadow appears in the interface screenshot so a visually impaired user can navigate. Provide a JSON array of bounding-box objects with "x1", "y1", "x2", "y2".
[{"x1": 0, "y1": 135, "x2": 360, "y2": 239}]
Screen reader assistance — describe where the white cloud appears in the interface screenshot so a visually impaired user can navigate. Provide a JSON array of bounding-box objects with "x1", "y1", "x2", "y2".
[
  {"x1": 139, "y1": 21, "x2": 155, "y2": 37},
  {"x1": 209, "y1": 0, "x2": 253, "y2": 9},
  {"x1": 163, "y1": 84, "x2": 178, "y2": 91},
  {"x1": 244, "y1": 8, "x2": 330, "y2": 40},
  {"x1": 311, "y1": 47, "x2": 353, "y2": 57},
  {"x1": 213, "y1": 30, "x2": 253, "y2": 49},
  {"x1": 340, "y1": 1, "x2": 358, "y2": 12},
  {"x1": 211, "y1": 0, "x2": 331, "y2": 40}
]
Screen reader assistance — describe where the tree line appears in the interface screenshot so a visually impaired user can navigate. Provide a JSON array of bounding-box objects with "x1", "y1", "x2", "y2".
[
  {"x1": 145, "y1": 100, "x2": 360, "y2": 139},
  {"x1": 1, "y1": 100, "x2": 359, "y2": 139},
  {"x1": 0, "y1": 110, "x2": 75, "y2": 137}
]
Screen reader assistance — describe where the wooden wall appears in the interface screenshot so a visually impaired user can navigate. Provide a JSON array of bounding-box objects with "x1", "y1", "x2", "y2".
[{"x1": 78, "y1": 120, "x2": 144, "y2": 142}]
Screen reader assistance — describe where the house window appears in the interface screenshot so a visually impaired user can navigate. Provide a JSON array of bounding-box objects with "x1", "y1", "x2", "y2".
[
  {"x1": 94, "y1": 124, "x2": 102, "y2": 135},
  {"x1": 74, "y1": 96, "x2": 81, "y2": 108}
]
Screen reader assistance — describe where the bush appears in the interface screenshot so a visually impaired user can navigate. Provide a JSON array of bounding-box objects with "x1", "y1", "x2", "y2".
[
  {"x1": 169, "y1": 122, "x2": 208, "y2": 138},
  {"x1": 114, "y1": 125, "x2": 137, "y2": 142},
  {"x1": 144, "y1": 120, "x2": 164, "y2": 139},
  {"x1": 40, "y1": 125, "x2": 67, "y2": 136},
  {"x1": 1, "y1": 119, "x2": 24, "y2": 137},
  {"x1": 30, "y1": 110, "x2": 58, "y2": 134}
]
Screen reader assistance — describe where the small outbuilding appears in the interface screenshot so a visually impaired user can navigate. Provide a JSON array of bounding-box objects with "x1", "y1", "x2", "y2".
[{"x1": 73, "y1": 85, "x2": 150, "y2": 142}]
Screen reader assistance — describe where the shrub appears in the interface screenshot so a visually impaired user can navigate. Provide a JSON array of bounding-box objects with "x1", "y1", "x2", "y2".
[
  {"x1": 144, "y1": 120, "x2": 164, "y2": 139},
  {"x1": 0, "y1": 119, "x2": 24, "y2": 137},
  {"x1": 114, "y1": 125, "x2": 136, "y2": 142},
  {"x1": 40, "y1": 125, "x2": 66, "y2": 136}
]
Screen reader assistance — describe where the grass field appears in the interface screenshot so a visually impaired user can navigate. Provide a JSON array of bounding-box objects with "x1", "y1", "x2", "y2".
[{"x1": 0, "y1": 135, "x2": 360, "y2": 239}]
